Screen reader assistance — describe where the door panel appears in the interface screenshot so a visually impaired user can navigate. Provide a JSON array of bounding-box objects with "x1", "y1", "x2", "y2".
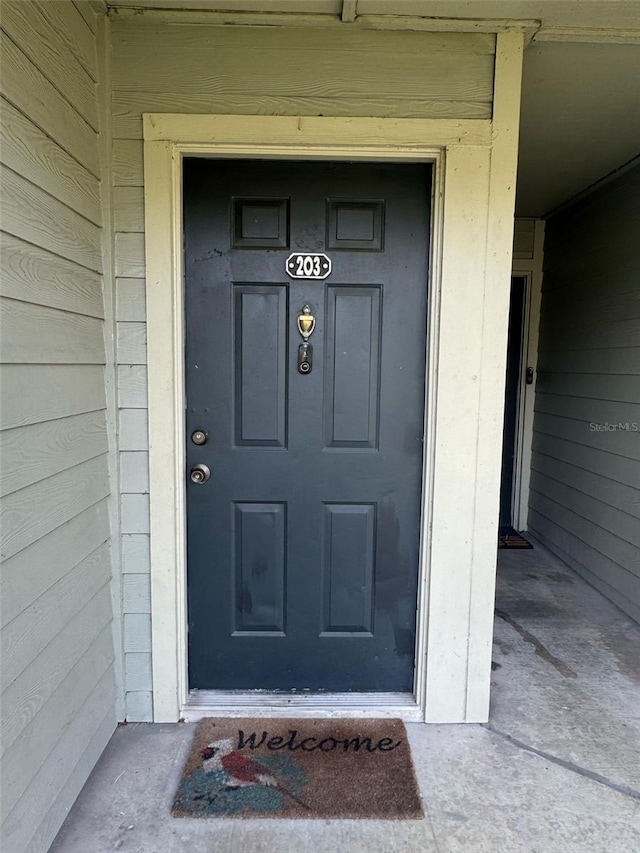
[
  {"x1": 233, "y1": 502, "x2": 286, "y2": 634},
  {"x1": 325, "y1": 286, "x2": 381, "y2": 448},
  {"x1": 233, "y1": 284, "x2": 288, "y2": 447},
  {"x1": 184, "y1": 160, "x2": 431, "y2": 692},
  {"x1": 322, "y1": 503, "x2": 376, "y2": 634}
]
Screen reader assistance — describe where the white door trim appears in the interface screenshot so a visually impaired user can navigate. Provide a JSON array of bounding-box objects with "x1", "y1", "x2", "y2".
[
  {"x1": 143, "y1": 32, "x2": 523, "y2": 724},
  {"x1": 512, "y1": 220, "x2": 546, "y2": 531},
  {"x1": 144, "y1": 125, "x2": 444, "y2": 723},
  {"x1": 507, "y1": 271, "x2": 533, "y2": 531}
]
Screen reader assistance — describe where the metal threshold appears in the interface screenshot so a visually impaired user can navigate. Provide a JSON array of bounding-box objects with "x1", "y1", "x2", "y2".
[{"x1": 181, "y1": 691, "x2": 423, "y2": 722}]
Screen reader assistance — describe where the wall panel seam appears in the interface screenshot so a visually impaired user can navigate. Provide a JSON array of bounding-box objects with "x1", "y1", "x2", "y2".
[
  {"x1": 0, "y1": 407, "x2": 108, "y2": 434},
  {"x1": 1, "y1": 491, "x2": 110, "y2": 556},
  {"x1": 529, "y1": 488, "x2": 640, "y2": 556},
  {"x1": 532, "y1": 407, "x2": 638, "y2": 425},
  {"x1": 528, "y1": 513, "x2": 639, "y2": 584},
  {"x1": 538, "y1": 369, "x2": 640, "y2": 377},
  {"x1": 0, "y1": 449, "x2": 110, "y2": 490},
  {"x1": 534, "y1": 388, "x2": 639, "y2": 405},
  {"x1": 527, "y1": 521, "x2": 640, "y2": 588},
  {"x1": 0, "y1": 2, "x2": 98, "y2": 128},
  {"x1": 531, "y1": 436, "x2": 639, "y2": 466},
  {"x1": 532, "y1": 424, "x2": 640, "y2": 459},
  {"x1": 0, "y1": 639, "x2": 115, "y2": 817},
  {"x1": 0, "y1": 163, "x2": 102, "y2": 230},
  {"x1": 0, "y1": 442, "x2": 110, "y2": 499},
  {"x1": 531, "y1": 448, "x2": 640, "y2": 487},
  {"x1": 0, "y1": 230, "x2": 103, "y2": 278},
  {"x1": 5, "y1": 675, "x2": 115, "y2": 852},
  {"x1": 0, "y1": 26, "x2": 99, "y2": 136},
  {"x1": 0, "y1": 578, "x2": 114, "y2": 703},
  {"x1": 43, "y1": 0, "x2": 100, "y2": 79},
  {"x1": 0, "y1": 93, "x2": 98, "y2": 182},
  {"x1": 529, "y1": 466, "x2": 640, "y2": 522},
  {"x1": 1, "y1": 536, "x2": 111, "y2": 626},
  {"x1": 72, "y1": 0, "x2": 100, "y2": 39},
  {"x1": 0, "y1": 621, "x2": 114, "y2": 751},
  {"x1": 0, "y1": 294, "x2": 102, "y2": 323}
]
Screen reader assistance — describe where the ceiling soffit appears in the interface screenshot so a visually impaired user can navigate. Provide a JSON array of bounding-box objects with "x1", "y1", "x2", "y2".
[
  {"x1": 106, "y1": 1, "x2": 640, "y2": 213},
  {"x1": 105, "y1": 0, "x2": 640, "y2": 41}
]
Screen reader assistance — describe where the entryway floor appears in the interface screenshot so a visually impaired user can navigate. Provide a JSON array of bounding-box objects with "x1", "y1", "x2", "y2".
[{"x1": 50, "y1": 542, "x2": 640, "y2": 853}]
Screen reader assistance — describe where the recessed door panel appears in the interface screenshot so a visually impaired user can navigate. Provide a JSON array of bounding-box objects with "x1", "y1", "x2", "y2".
[
  {"x1": 184, "y1": 160, "x2": 430, "y2": 692},
  {"x1": 324, "y1": 286, "x2": 381, "y2": 449},
  {"x1": 233, "y1": 284, "x2": 288, "y2": 448},
  {"x1": 322, "y1": 503, "x2": 376, "y2": 634},
  {"x1": 233, "y1": 502, "x2": 286, "y2": 634}
]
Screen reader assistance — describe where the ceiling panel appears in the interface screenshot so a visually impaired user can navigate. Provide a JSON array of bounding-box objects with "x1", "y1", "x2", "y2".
[
  {"x1": 107, "y1": 0, "x2": 640, "y2": 28},
  {"x1": 516, "y1": 41, "x2": 640, "y2": 215},
  {"x1": 106, "y1": 1, "x2": 639, "y2": 215},
  {"x1": 358, "y1": 1, "x2": 640, "y2": 30}
]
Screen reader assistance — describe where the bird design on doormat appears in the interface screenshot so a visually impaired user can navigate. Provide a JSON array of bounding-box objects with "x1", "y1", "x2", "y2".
[{"x1": 201, "y1": 738, "x2": 310, "y2": 810}]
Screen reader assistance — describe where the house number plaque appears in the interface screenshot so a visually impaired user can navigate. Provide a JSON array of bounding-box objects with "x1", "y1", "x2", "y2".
[{"x1": 286, "y1": 252, "x2": 332, "y2": 280}]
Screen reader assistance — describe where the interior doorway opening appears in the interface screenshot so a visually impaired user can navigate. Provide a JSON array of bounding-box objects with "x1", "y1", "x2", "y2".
[{"x1": 499, "y1": 274, "x2": 529, "y2": 539}]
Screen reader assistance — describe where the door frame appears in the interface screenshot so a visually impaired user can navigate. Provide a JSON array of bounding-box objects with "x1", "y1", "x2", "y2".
[
  {"x1": 183, "y1": 159, "x2": 433, "y2": 699},
  {"x1": 145, "y1": 119, "x2": 447, "y2": 723},
  {"x1": 500, "y1": 272, "x2": 530, "y2": 531},
  {"x1": 144, "y1": 33, "x2": 522, "y2": 724},
  {"x1": 511, "y1": 220, "x2": 546, "y2": 531}
]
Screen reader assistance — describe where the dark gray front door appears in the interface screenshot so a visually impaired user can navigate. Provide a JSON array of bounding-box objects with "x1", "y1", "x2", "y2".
[{"x1": 184, "y1": 160, "x2": 431, "y2": 692}]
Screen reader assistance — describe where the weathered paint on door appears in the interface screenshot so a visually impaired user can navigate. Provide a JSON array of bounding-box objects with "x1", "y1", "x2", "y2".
[{"x1": 184, "y1": 160, "x2": 431, "y2": 691}]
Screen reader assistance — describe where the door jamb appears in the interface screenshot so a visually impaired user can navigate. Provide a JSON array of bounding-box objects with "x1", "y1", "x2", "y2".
[
  {"x1": 509, "y1": 272, "x2": 532, "y2": 531},
  {"x1": 511, "y1": 220, "x2": 545, "y2": 531},
  {"x1": 181, "y1": 157, "x2": 438, "y2": 720},
  {"x1": 144, "y1": 123, "x2": 446, "y2": 722}
]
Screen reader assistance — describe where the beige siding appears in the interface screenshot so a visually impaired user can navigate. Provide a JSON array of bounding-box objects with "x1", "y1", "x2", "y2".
[
  {"x1": 111, "y1": 21, "x2": 496, "y2": 721},
  {"x1": 112, "y1": 23, "x2": 495, "y2": 140},
  {"x1": 529, "y1": 164, "x2": 640, "y2": 623},
  {"x1": 0, "y1": 2, "x2": 116, "y2": 850}
]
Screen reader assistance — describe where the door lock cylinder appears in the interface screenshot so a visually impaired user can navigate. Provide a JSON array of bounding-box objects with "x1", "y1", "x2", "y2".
[{"x1": 190, "y1": 463, "x2": 211, "y2": 484}]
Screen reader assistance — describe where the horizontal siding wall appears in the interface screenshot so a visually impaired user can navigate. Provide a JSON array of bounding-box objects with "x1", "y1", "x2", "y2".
[
  {"x1": 111, "y1": 23, "x2": 495, "y2": 137},
  {"x1": 0, "y1": 2, "x2": 116, "y2": 851},
  {"x1": 513, "y1": 217, "x2": 536, "y2": 259},
  {"x1": 529, "y1": 164, "x2": 640, "y2": 623},
  {"x1": 111, "y1": 20, "x2": 496, "y2": 720}
]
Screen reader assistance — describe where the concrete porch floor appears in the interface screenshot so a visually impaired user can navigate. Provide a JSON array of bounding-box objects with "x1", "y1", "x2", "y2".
[{"x1": 50, "y1": 543, "x2": 640, "y2": 853}]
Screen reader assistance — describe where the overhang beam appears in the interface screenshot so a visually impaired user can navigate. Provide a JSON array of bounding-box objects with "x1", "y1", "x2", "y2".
[{"x1": 341, "y1": 0, "x2": 357, "y2": 23}]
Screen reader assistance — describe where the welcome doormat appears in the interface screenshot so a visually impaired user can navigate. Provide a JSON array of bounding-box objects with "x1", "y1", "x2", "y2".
[{"x1": 172, "y1": 717, "x2": 423, "y2": 819}]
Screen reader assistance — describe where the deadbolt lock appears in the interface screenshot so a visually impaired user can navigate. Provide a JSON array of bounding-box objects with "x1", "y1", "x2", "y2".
[
  {"x1": 191, "y1": 429, "x2": 209, "y2": 446},
  {"x1": 190, "y1": 463, "x2": 211, "y2": 484}
]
